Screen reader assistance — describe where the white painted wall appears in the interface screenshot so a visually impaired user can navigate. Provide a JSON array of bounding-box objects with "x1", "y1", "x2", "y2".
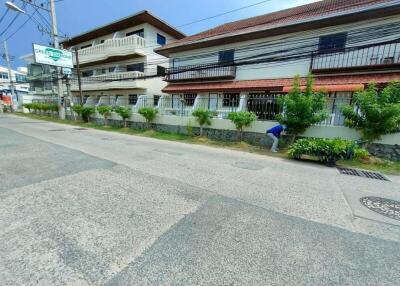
[{"x1": 169, "y1": 15, "x2": 400, "y2": 80}]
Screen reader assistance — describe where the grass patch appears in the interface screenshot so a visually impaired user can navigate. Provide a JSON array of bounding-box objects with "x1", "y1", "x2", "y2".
[{"x1": 13, "y1": 112, "x2": 399, "y2": 175}]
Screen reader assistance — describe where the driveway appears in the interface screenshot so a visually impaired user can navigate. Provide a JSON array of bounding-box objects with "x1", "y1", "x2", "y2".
[{"x1": 1, "y1": 114, "x2": 399, "y2": 285}]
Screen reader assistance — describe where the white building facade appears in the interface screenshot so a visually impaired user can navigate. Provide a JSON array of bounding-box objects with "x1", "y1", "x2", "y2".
[
  {"x1": 0, "y1": 65, "x2": 29, "y2": 105},
  {"x1": 156, "y1": 0, "x2": 400, "y2": 126},
  {"x1": 61, "y1": 10, "x2": 185, "y2": 110}
]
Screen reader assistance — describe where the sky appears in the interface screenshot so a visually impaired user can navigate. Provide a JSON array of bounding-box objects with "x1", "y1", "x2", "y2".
[{"x1": 0, "y1": 0, "x2": 320, "y2": 68}]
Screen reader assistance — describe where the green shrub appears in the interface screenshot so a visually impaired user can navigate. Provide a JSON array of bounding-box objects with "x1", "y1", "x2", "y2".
[
  {"x1": 276, "y1": 74, "x2": 328, "y2": 141},
  {"x1": 138, "y1": 107, "x2": 158, "y2": 129},
  {"x1": 192, "y1": 108, "x2": 213, "y2": 136},
  {"x1": 228, "y1": 111, "x2": 256, "y2": 141},
  {"x1": 97, "y1": 105, "x2": 113, "y2": 126},
  {"x1": 23, "y1": 103, "x2": 33, "y2": 113},
  {"x1": 354, "y1": 148, "x2": 370, "y2": 160},
  {"x1": 342, "y1": 82, "x2": 400, "y2": 144},
  {"x1": 81, "y1": 106, "x2": 95, "y2": 122},
  {"x1": 114, "y1": 106, "x2": 132, "y2": 128},
  {"x1": 71, "y1": 104, "x2": 83, "y2": 120},
  {"x1": 288, "y1": 138, "x2": 364, "y2": 166}
]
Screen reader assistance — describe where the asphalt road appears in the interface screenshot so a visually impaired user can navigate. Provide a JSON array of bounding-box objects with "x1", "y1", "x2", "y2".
[{"x1": 1, "y1": 114, "x2": 400, "y2": 286}]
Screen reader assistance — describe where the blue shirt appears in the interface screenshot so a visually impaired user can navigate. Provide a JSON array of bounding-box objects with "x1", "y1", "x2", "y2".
[{"x1": 267, "y1": 125, "x2": 284, "y2": 138}]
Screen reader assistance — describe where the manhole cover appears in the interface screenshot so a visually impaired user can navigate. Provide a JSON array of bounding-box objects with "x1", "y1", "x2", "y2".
[
  {"x1": 337, "y1": 167, "x2": 389, "y2": 181},
  {"x1": 360, "y1": 197, "x2": 400, "y2": 221}
]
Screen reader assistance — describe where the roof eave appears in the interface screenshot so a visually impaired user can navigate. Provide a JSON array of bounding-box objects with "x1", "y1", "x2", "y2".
[{"x1": 155, "y1": 2, "x2": 400, "y2": 57}]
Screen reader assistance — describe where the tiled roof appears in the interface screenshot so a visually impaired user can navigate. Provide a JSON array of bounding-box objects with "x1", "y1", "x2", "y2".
[
  {"x1": 158, "y1": 0, "x2": 396, "y2": 51},
  {"x1": 162, "y1": 72, "x2": 400, "y2": 93}
]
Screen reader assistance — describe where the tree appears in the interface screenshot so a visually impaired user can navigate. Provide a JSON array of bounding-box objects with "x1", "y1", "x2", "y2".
[
  {"x1": 114, "y1": 106, "x2": 132, "y2": 128},
  {"x1": 276, "y1": 74, "x2": 328, "y2": 141},
  {"x1": 228, "y1": 111, "x2": 256, "y2": 141},
  {"x1": 23, "y1": 103, "x2": 32, "y2": 113},
  {"x1": 138, "y1": 107, "x2": 158, "y2": 129},
  {"x1": 192, "y1": 108, "x2": 213, "y2": 136},
  {"x1": 71, "y1": 104, "x2": 83, "y2": 121},
  {"x1": 342, "y1": 82, "x2": 400, "y2": 144},
  {"x1": 97, "y1": 105, "x2": 113, "y2": 126}
]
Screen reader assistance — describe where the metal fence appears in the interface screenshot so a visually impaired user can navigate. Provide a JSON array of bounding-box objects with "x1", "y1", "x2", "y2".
[{"x1": 247, "y1": 93, "x2": 282, "y2": 121}]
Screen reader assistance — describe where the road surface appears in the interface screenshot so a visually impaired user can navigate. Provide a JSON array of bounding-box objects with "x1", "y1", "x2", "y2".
[{"x1": 1, "y1": 114, "x2": 400, "y2": 286}]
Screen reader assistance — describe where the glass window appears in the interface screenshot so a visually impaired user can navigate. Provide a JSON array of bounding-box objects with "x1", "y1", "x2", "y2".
[
  {"x1": 129, "y1": 94, "x2": 138, "y2": 105},
  {"x1": 82, "y1": 70, "x2": 94, "y2": 77},
  {"x1": 0, "y1": 72, "x2": 9, "y2": 79},
  {"x1": 157, "y1": 34, "x2": 166, "y2": 45},
  {"x1": 126, "y1": 29, "x2": 144, "y2": 38},
  {"x1": 183, "y1": 94, "x2": 197, "y2": 106},
  {"x1": 127, "y1": 63, "x2": 144, "y2": 73},
  {"x1": 218, "y1": 50, "x2": 235, "y2": 64},
  {"x1": 318, "y1": 33, "x2": 347, "y2": 54},
  {"x1": 157, "y1": 65, "x2": 166, "y2": 76},
  {"x1": 154, "y1": 95, "x2": 160, "y2": 106},
  {"x1": 109, "y1": 66, "x2": 116, "y2": 73},
  {"x1": 16, "y1": 74, "x2": 27, "y2": 83}
]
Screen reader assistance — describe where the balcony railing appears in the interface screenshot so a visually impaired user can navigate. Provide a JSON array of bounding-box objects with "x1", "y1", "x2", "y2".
[
  {"x1": 76, "y1": 35, "x2": 146, "y2": 65},
  {"x1": 71, "y1": 71, "x2": 145, "y2": 91},
  {"x1": 311, "y1": 42, "x2": 400, "y2": 72},
  {"x1": 165, "y1": 64, "x2": 236, "y2": 81}
]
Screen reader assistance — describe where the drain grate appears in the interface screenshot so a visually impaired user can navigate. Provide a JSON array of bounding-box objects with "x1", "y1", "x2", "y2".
[
  {"x1": 74, "y1": 127, "x2": 87, "y2": 130},
  {"x1": 337, "y1": 167, "x2": 389, "y2": 181},
  {"x1": 360, "y1": 197, "x2": 400, "y2": 221}
]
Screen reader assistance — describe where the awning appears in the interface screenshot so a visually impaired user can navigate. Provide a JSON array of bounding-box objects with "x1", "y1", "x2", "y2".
[{"x1": 282, "y1": 84, "x2": 364, "y2": 93}]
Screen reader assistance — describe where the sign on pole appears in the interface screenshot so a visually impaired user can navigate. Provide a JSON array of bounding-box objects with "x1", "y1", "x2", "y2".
[{"x1": 33, "y1": 44, "x2": 73, "y2": 68}]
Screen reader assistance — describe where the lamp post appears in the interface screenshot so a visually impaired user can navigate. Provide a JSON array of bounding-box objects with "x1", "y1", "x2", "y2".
[{"x1": 5, "y1": 0, "x2": 65, "y2": 119}]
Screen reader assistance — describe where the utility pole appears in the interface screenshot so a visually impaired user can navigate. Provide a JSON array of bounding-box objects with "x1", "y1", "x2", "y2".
[
  {"x1": 49, "y1": 0, "x2": 65, "y2": 119},
  {"x1": 3, "y1": 40, "x2": 18, "y2": 110},
  {"x1": 74, "y1": 48, "x2": 84, "y2": 105}
]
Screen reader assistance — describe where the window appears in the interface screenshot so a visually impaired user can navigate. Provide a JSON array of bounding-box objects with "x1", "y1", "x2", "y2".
[
  {"x1": 129, "y1": 94, "x2": 138, "y2": 105},
  {"x1": 0, "y1": 72, "x2": 9, "y2": 79},
  {"x1": 219, "y1": 50, "x2": 235, "y2": 64},
  {"x1": 157, "y1": 65, "x2": 166, "y2": 76},
  {"x1": 318, "y1": 33, "x2": 347, "y2": 54},
  {"x1": 154, "y1": 95, "x2": 160, "y2": 106},
  {"x1": 82, "y1": 70, "x2": 94, "y2": 77},
  {"x1": 100, "y1": 40, "x2": 105, "y2": 44},
  {"x1": 80, "y1": 44, "x2": 92, "y2": 50},
  {"x1": 183, "y1": 94, "x2": 197, "y2": 106},
  {"x1": 109, "y1": 66, "x2": 116, "y2": 73},
  {"x1": 223, "y1": 93, "x2": 240, "y2": 107},
  {"x1": 127, "y1": 63, "x2": 144, "y2": 73},
  {"x1": 16, "y1": 74, "x2": 27, "y2": 83},
  {"x1": 157, "y1": 34, "x2": 166, "y2": 45},
  {"x1": 126, "y1": 29, "x2": 144, "y2": 38}
]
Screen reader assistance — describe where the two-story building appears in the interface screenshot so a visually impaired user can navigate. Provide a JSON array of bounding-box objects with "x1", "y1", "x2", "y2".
[
  {"x1": 60, "y1": 10, "x2": 185, "y2": 110},
  {"x1": 0, "y1": 65, "x2": 29, "y2": 105},
  {"x1": 156, "y1": 0, "x2": 400, "y2": 126}
]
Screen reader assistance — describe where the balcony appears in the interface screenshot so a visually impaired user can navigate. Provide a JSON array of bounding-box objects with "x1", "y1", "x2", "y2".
[
  {"x1": 76, "y1": 35, "x2": 146, "y2": 65},
  {"x1": 71, "y1": 71, "x2": 145, "y2": 91},
  {"x1": 165, "y1": 64, "x2": 236, "y2": 82},
  {"x1": 311, "y1": 42, "x2": 400, "y2": 73}
]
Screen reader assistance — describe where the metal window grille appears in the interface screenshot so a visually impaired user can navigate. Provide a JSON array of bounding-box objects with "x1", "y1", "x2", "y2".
[
  {"x1": 183, "y1": 94, "x2": 197, "y2": 106},
  {"x1": 129, "y1": 94, "x2": 138, "y2": 105},
  {"x1": 222, "y1": 93, "x2": 240, "y2": 108},
  {"x1": 247, "y1": 93, "x2": 282, "y2": 120},
  {"x1": 154, "y1": 95, "x2": 160, "y2": 106}
]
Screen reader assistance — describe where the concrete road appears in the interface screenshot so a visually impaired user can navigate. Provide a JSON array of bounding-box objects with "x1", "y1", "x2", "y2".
[{"x1": 1, "y1": 114, "x2": 400, "y2": 286}]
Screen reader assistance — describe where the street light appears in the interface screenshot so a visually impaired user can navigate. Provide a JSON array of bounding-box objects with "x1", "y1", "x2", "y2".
[{"x1": 5, "y1": 1, "x2": 25, "y2": 13}]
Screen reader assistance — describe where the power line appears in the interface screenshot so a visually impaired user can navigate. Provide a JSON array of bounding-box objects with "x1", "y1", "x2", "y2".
[
  {"x1": 176, "y1": 0, "x2": 273, "y2": 28},
  {"x1": 5, "y1": 8, "x2": 39, "y2": 41},
  {"x1": 0, "y1": 8, "x2": 10, "y2": 25}
]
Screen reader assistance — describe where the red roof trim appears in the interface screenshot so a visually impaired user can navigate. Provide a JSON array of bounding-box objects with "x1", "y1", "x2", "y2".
[{"x1": 162, "y1": 73, "x2": 400, "y2": 93}]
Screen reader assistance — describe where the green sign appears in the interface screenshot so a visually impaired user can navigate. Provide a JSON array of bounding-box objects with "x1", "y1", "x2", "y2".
[{"x1": 33, "y1": 44, "x2": 73, "y2": 68}]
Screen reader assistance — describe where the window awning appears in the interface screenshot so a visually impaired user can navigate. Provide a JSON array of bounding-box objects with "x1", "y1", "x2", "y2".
[{"x1": 282, "y1": 84, "x2": 364, "y2": 93}]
